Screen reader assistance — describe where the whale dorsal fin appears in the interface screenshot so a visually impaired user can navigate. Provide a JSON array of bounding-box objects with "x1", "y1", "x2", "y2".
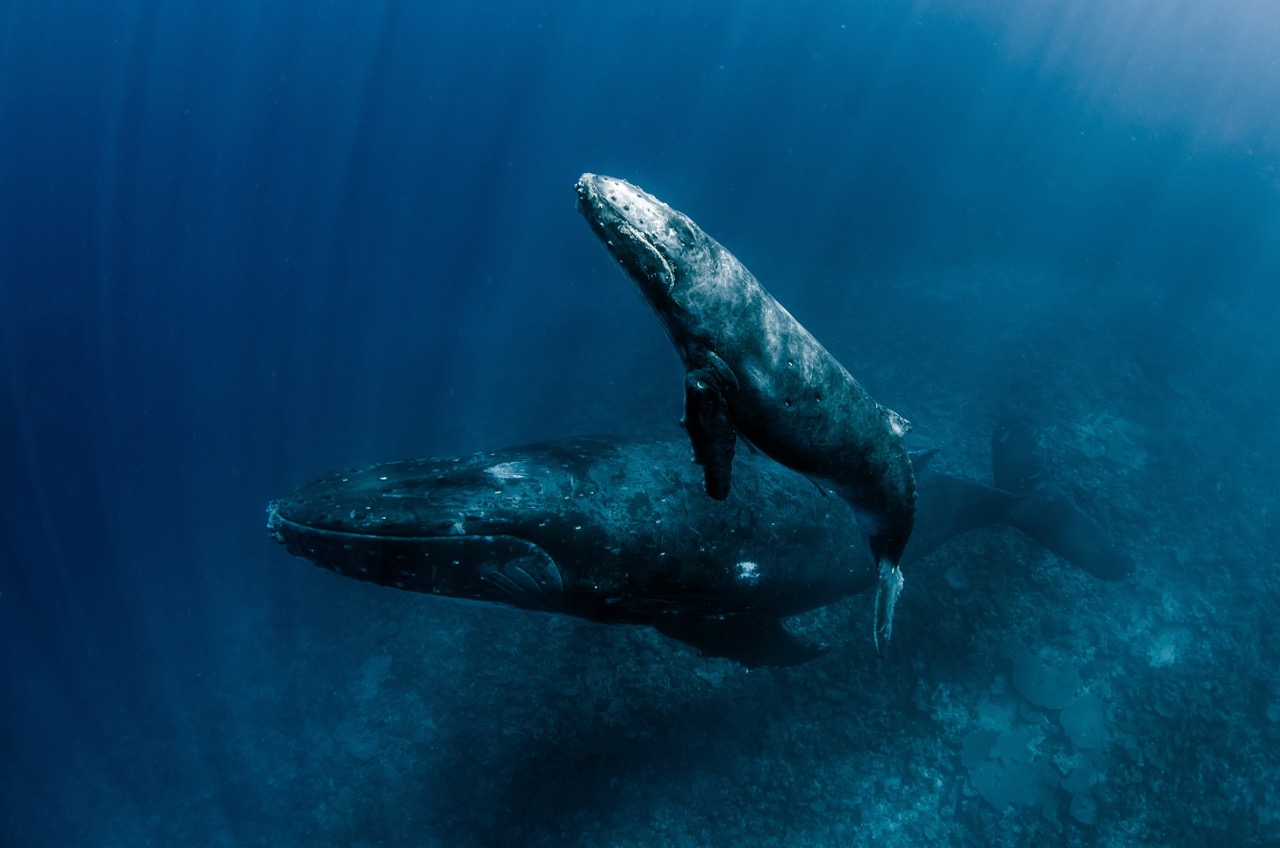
[
  {"x1": 909, "y1": 448, "x2": 941, "y2": 474},
  {"x1": 992, "y1": 417, "x2": 1047, "y2": 494}
]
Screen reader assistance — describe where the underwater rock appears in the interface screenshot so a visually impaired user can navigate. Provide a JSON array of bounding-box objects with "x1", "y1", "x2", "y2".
[
  {"x1": 1010, "y1": 648, "x2": 1081, "y2": 710},
  {"x1": 993, "y1": 729, "x2": 1034, "y2": 767},
  {"x1": 335, "y1": 718, "x2": 381, "y2": 761},
  {"x1": 1069, "y1": 792, "x2": 1098, "y2": 825},
  {"x1": 1060, "y1": 692, "x2": 1107, "y2": 750},
  {"x1": 1074, "y1": 412, "x2": 1147, "y2": 470},
  {"x1": 1060, "y1": 750, "x2": 1106, "y2": 795},
  {"x1": 1018, "y1": 701, "x2": 1047, "y2": 724},
  {"x1": 944, "y1": 565, "x2": 970, "y2": 590},
  {"x1": 962, "y1": 727, "x2": 1056, "y2": 814},
  {"x1": 961, "y1": 729, "x2": 999, "y2": 769},
  {"x1": 354, "y1": 654, "x2": 393, "y2": 702},
  {"x1": 969, "y1": 759, "x2": 1057, "y2": 813},
  {"x1": 1146, "y1": 629, "x2": 1188, "y2": 668}
]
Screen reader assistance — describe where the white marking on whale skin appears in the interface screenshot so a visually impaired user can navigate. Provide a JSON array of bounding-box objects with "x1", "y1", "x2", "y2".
[
  {"x1": 485, "y1": 461, "x2": 531, "y2": 481},
  {"x1": 735, "y1": 560, "x2": 761, "y2": 584},
  {"x1": 886, "y1": 409, "x2": 910, "y2": 438}
]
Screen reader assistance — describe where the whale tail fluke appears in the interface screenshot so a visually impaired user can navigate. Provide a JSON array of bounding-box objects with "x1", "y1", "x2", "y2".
[{"x1": 992, "y1": 418, "x2": 1134, "y2": 580}]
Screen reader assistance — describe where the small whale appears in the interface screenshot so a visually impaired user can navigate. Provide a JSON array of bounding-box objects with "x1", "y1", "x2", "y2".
[{"x1": 575, "y1": 173, "x2": 915, "y2": 653}]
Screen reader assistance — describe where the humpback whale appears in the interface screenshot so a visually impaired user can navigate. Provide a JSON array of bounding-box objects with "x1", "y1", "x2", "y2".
[
  {"x1": 575, "y1": 174, "x2": 915, "y2": 652},
  {"x1": 268, "y1": 429, "x2": 1130, "y2": 667}
]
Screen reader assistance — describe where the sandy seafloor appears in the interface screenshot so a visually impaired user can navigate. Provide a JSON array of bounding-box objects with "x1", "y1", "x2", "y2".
[{"x1": 26, "y1": 261, "x2": 1278, "y2": 848}]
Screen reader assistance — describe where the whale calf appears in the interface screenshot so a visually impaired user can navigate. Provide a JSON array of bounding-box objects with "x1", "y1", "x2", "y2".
[
  {"x1": 268, "y1": 430, "x2": 1129, "y2": 667},
  {"x1": 575, "y1": 174, "x2": 915, "y2": 652}
]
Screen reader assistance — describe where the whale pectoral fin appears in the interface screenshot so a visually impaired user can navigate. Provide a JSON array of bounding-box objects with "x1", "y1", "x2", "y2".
[
  {"x1": 681, "y1": 369, "x2": 736, "y2": 500},
  {"x1": 873, "y1": 559, "x2": 905, "y2": 659},
  {"x1": 655, "y1": 613, "x2": 829, "y2": 668}
]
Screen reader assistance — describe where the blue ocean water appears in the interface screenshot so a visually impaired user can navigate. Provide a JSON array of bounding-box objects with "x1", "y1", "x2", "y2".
[{"x1": 2, "y1": 1, "x2": 1278, "y2": 845}]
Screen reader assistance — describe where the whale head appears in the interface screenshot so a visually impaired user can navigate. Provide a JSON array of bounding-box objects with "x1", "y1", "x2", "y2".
[
  {"x1": 575, "y1": 173, "x2": 719, "y2": 314},
  {"x1": 267, "y1": 454, "x2": 573, "y2": 612}
]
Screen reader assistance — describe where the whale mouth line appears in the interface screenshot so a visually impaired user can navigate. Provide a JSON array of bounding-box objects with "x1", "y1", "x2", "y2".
[
  {"x1": 268, "y1": 504, "x2": 567, "y2": 604},
  {"x1": 267, "y1": 505, "x2": 519, "y2": 547},
  {"x1": 272, "y1": 519, "x2": 494, "y2": 546}
]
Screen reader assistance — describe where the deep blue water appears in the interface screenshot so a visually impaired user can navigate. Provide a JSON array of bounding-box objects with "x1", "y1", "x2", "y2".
[{"x1": 3, "y1": 1, "x2": 1279, "y2": 845}]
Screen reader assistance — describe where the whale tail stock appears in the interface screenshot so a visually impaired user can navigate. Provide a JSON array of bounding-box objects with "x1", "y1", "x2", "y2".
[
  {"x1": 904, "y1": 417, "x2": 1131, "y2": 582},
  {"x1": 874, "y1": 419, "x2": 1131, "y2": 658}
]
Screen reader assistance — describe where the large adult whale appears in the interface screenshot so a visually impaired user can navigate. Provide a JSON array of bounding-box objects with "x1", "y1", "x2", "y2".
[
  {"x1": 267, "y1": 429, "x2": 1131, "y2": 668},
  {"x1": 575, "y1": 173, "x2": 915, "y2": 652}
]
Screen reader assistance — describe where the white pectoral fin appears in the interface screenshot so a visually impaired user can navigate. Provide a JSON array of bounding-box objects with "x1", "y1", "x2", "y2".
[{"x1": 873, "y1": 560, "x2": 905, "y2": 658}]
